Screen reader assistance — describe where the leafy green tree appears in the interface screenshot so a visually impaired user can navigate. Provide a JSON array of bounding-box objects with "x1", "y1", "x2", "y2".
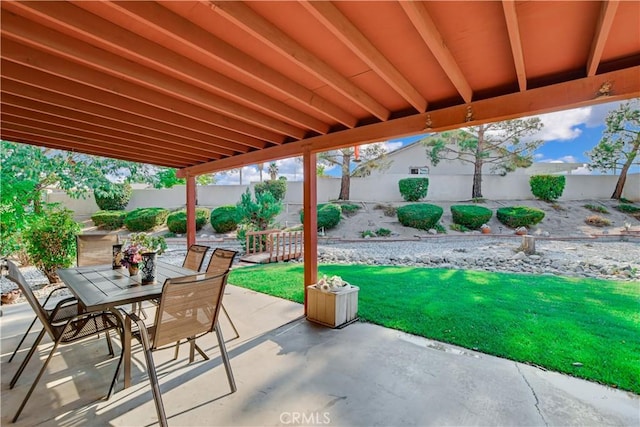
[
  {"x1": 319, "y1": 144, "x2": 390, "y2": 200},
  {"x1": 152, "y1": 168, "x2": 186, "y2": 188},
  {"x1": 587, "y1": 100, "x2": 640, "y2": 199},
  {"x1": 422, "y1": 119, "x2": 544, "y2": 198}
]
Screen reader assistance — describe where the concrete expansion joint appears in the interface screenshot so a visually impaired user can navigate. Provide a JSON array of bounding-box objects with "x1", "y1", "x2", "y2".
[{"x1": 516, "y1": 363, "x2": 549, "y2": 427}]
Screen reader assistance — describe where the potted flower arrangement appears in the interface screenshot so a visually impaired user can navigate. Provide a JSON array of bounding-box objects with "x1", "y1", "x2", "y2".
[
  {"x1": 307, "y1": 274, "x2": 359, "y2": 328},
  {"x1": 120, "y1": 233, "x2": 167, "y2": 279}
]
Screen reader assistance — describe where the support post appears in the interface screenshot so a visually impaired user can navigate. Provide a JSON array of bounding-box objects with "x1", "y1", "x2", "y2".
[
  {"x1": 302, "y1": 149, "x2": 318, "y2": 315},
  {"x1": 186, "y1": 175, "x2": 196, "y2": 248},
  {"x1": 521, "y1": 235, "x2": 536, "y2": 255}
]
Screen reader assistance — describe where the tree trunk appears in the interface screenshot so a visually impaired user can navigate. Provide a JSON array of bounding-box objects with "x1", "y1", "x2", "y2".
[
  {"x1": 611, "y1": 140, "x2": 639, "y2": 199},
  {"x1": 338, "y1": 153, "x2": 351, "y2": 200},
  {"x1": 471, "y1": 126, "x2": 485, "y2": 199}
]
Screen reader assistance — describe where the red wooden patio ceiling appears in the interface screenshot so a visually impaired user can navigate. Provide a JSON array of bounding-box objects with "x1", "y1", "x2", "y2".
[{"x1": 1, "y1": 1, "x2": 639, "y2": 175}]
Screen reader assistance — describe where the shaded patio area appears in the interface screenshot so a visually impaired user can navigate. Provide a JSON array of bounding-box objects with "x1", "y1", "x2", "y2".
[{"x1": 2, "y1": 283, "x2": 638, "y2": 426}]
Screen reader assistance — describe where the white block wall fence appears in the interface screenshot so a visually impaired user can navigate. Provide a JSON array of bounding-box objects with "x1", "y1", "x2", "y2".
[{"x1": 47, "y1": 173, "x2": 640, "y2": 215}]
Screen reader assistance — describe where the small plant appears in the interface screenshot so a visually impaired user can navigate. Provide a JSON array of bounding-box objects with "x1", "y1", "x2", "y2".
[
  {"x1": 616, "y1": 204, "x2": 640, "y2": 216},
  {"x1": 449, "y1": 223, "x2": 470, "y2": 232},
  {"x1": 550, "y1": 203, "x2": 566, "y2": 211},
  {"x1": 496, "y1": 206, "x2": 545, "y2": 228},
  {"x1": 254, "y1": 179, "x2": 287, "y2": 202},
  {"x1": 471, "y1": 197, "x2": 487, "y2": 204},
  {"x1": 339, "y1": 203, "x2": 361, "y2": 217},
  {"x1": 210, "y1": 205, "x2": 239, "y2": 233},
  {"x1": 23, "y1": 206, "x2": 81, "y2": 283},
  {"x1": 529, "y1": 175, "x2": 566, "y2": 202},
  {"x1": 450, "y1": 205, "x2": 493, "y2": 229},
  {"x1": 397, "y1": 203, "x2": 443, "y2": 230},
  {"x1": 360, "y1": 230, "x2": 376, "y2": 238},
  {"x1": 94, "y1": 182, "x2": 132, "y2": 211},
  {"x1": 583, "y1": 204, "x2": 609, "y2": 214},
  {"x1": 585, "y1": 215, "x2": 612, "y2": 227},
  {"x1": 619, "y1": 197, "x2": 633, "y2": 204},
  {"x1": 374, "y1": 204, "x2": 397, "y2": 217},
  {"x1": 375, "y1": 228, "x2": 391, "y2": 237},
  {"x1": 91, "y1": 210, "x2": 127, "y2": 229},
  {"x1": 125, "y1": 232, "x2": 167, "y2": 254},
  {"x1": 166, "y1": 208, "x2": 210, "y2": 233},
  {"x1": 434, "y1": 222, "x2": 447, "y2": 234},
  {"x1": 124, "y1": 207, "x2": 169, "y2": 231},
  {"x1": 398, "y1": 177, "x2": 429, "y2": 202}
]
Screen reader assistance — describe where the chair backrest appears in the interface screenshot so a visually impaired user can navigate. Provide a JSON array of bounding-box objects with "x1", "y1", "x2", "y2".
[
  {"x1": 152, "y1": 272, "x2": 229, "y2": 349},
  {"x1": 205, "y1": 248, "x2": 238, "y2": 275},
  {"x1": 77, "y1": 234, "x2": 120, "y2": 267},
  {"x1": 182, "y1": 244, "x2": 210, "y2": 271},
  {"x1": 5, "y1": 260, "x2": 56, "y2": 338}
]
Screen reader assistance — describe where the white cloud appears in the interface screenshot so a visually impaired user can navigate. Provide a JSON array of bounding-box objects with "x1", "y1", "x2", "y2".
[{"x1": 571, "y1": 165, "x2": 593, "y2": 175}]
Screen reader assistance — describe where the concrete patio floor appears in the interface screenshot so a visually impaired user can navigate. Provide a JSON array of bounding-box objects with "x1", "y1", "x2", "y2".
[{"x1": 1, "y1": 284, "x2": 638, "y2": 427}]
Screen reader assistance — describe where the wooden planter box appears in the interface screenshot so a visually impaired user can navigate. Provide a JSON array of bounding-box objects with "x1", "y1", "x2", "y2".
[{"x1": 306, "y1": 285, "x2": 359, "y2": 328}]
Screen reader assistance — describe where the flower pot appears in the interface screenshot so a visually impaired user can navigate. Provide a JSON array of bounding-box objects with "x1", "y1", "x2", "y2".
[
  {"x1": 307, "y1": 284, "x2": 359, "y2": 328},
  {"x1": 481, "y1": 227, "x2": 491, "y2": 234},
  {"x1": 128, "y1": 265, "x2": 140, "y2": 276}
]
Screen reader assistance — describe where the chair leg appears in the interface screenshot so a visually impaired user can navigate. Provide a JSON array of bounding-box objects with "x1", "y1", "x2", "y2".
[
  {"x1": 137, "y1": 321, "x2": 168, "y2": 427},
  {"x1": 10, "y1": 329, "x2": 46, "y2": 389},
  {"x1": 13, "y1": 339, "x2": 61, "y2": 423},
  {"x1": 105, "y1": 330, "x2": 115, "y2": 357},
  {"x1": 8, "y1": 317, "x2": 38, "y2": 363},
  {"x1": 221, "y1": 304, "x2": 240, "y2": 340},
  {"x1": 107, "y1": 336, "x2": 125, "y2": 399},
  {"x1": 173, "y1": 340, "x2": 181, "y2": 360},
  {"x1": 214, "y1": 322, "x2": 236, "y2": 393}
]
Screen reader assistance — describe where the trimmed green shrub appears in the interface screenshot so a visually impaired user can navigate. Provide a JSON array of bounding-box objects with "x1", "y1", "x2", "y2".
[
  {"x1": 397, "y1": 203, "x2": 443, "y2": 230},
  {"x1": 210, "y1": 205, "x2": 239, "y2": 233},
  {"x1": 300, "y1": 203, "x2": 342, "y2": 230},
  {"x1": 91, "y1": 210, "x2": 127, "y2": 230},
  {"x1": 23, "y1": 206, "x2": 80, "y2": 283},
  {"x1": 616, "y1": 204, "x2": 640, "y2": 214},
  {"x1": 450, "y1": 205, "x2": 493, "y2": 230},
  {"x1": 254, "y1": 179, "x2": 287, "y2": 201},
  {"x1": 398, "y1": 178, "x2": 429, "y2": 202},
  {"x1": 94, "y1": 183, "x2": 132, "y2": 211},
  {"x1": 166, "y1": 208, "x2": 210, "y2": 234},
  {"x1": 376, "y1": 228, "x2": 391, "y2": 237},
  {"x1": 529, "y1": 175, "x2": 566, "y2": 202},
  {"x1": 496, "y1": 206, "x2": 545, "y2": 228},
  {"x1": 124, "y1": 207, "x2": 169, "y2": 232}
]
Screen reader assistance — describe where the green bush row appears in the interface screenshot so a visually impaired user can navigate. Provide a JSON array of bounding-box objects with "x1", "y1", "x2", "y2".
[
  {"x1": 166, "y1": 208, "x2": 210, "y2": 234},
  {"x1": 496, "y1": 206, "x2": 545, "y2": 228},
  {"x1": 450, "y1": 205, "x2": 493, "y2": 229},
  {"x1": 529, "y1": 175, "x2": 566, "y2": 202},
  {"x1": 124, "y1": 208, "x2": 169, "y2": 232},
  {"x1": 397, "y1": 203, "x2": 443, "y2": 230},
  {"x1": 91, "y1": 210, "x2": 127, "y2": 230},
  {"x1": 210, "y1": 205, "x2": 240, "y2": 233}
]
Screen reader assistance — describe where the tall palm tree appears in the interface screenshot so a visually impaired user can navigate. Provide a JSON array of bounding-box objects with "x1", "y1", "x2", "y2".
[{"x1": 268, "y1": 162, "x2": 278, "y2": 180}]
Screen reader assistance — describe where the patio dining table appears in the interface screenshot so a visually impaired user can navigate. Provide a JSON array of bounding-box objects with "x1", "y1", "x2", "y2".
[{"x1": 57, "y1": 261, "x2": 197, "y2": 388}]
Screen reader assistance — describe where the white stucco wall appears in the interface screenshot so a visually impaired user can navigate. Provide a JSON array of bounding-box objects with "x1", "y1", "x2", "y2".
[{"x1": 46, "y1": 173, "x2": 640, "y2": 215}]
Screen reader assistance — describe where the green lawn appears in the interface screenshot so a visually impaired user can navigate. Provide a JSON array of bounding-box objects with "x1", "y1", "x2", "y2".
[{"x1": 229, "y1": 263, "x2": 640, "y2": 394}]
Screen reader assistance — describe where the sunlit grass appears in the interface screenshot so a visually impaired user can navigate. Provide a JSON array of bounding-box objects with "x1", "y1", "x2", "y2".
[{"x1": 229, "y1": 263, "x2": 640, "y2": 394}]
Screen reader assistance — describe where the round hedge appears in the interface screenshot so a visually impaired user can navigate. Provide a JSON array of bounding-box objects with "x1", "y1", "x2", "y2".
[
  {"x1": 94, "y1": 183, "x2": 132, "y2": 211},
  {"x1": 124, "y1": 207, "x2": 169, "y2": 232},
  {"x1": 166, "y1": 208, "x2": 210, "y2": 234},
  {"x1": 450, "y1": 205, "x2": 493, "y2": 229},
  {"x1": 299, "y1": 203, "x2": 342, "y2": 230},
  {"x1": 91, "y1": 210, "x2": 127, "y2": 230},
  {"x1": 210, "y1": 205, "x2": 239, "y2": 233},
  {"x1": 397, "y1": 203, "x2": 443, "y2": 230},
  {"x1": 496, "y1": 206, "x2": 545, "y2": 228}
]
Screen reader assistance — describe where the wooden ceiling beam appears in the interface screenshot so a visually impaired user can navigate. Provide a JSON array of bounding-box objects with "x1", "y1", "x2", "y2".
[
  {"x1": 178, "y1": 66, "x2": 640, "y2": 177},
  {"x1": 4, "y1": 3, "x2": 329, "y2": 134},
  {"x1": 0, "y1": 32, "x2": 305, "y2": 140},
  {"x1": 1, "y1": 127, "x2": 187, "y2": 167},
  {"x1": 98, "y1": 1, "x2": 356, "y2": 129},
  {"x1": 0, "y1": 79, "x2": 266, "y2": 153},
  {"x1": 301, "y1": 1, "x2": 426, "y2": 112},
  {"x1": 0, "y1": 55, "x2": 281, "y2": 148},
  {"x1": 501, "y1": 0, "x2": 527, "y2": 91},
  {"x1": 1, "y1": 104, "x2": 221, "y2": 160},
  {"x1": 587, "y1": 0, "x2": 620, "y2": 77},
  {"x1": 208, "y1": 0, "x2": 390, "y2": 121},
  {"x1": 400, "y1": 1, "x2": 473, "y2": 103}
]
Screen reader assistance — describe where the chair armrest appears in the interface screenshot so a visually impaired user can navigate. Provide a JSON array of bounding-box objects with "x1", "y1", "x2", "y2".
[
  {"x1": 125, "y1": 311, "x2": 153, "y2": 348},
  {"x1": 48, "y1": 297, "x2": 79, "y2": 319},
  {"x1": 41, "y1": 284, "x2": 68, "y2": 306}
]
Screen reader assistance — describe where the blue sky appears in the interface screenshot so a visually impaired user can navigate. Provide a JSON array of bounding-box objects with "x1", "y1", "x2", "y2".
[{"x1": 218, "y1": 98, "x2": 637, "y2": 184}]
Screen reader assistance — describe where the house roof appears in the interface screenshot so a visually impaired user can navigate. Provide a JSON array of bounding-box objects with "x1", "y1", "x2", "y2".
[{"x1": 1, "y1": 1, "x2": 639, "y2": 177}]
